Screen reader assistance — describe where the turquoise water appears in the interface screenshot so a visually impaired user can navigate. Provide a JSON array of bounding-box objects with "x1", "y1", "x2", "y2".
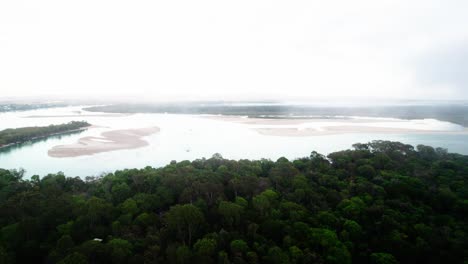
[{"x1": 0, "y1": 106, "x2": 467, "y2": 178}]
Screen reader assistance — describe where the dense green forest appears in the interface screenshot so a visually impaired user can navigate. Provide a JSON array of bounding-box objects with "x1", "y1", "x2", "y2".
[
  {"x1": 0, "y1": 141, "x2": 467, "y2": 263},
  {"x1": 0, "y1": 121, "x2": 90, "y2": 147}
]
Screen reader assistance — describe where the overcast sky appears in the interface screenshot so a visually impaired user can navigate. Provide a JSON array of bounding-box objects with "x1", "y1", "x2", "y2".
[{"x1": 1, "y1": 0, "x2": 467, "y2": 101}]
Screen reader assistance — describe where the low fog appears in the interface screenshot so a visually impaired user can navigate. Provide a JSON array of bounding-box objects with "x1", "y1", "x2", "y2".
[{"x1": 1, "y1": 0, "x2": 468, "y2": 101}]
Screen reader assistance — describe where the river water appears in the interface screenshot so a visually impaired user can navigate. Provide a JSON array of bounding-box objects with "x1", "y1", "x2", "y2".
[{"x1": 0, "y1": 106, "x2": 467, "y2": 177}]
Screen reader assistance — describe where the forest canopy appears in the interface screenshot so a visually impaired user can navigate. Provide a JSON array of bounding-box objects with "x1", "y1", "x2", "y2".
[
  {"x1": 0, "y1": 140, "x2": 466, "y2": 263},
  {"x1": 0, "y1": 121, "x2": 90, "y2": 147}
]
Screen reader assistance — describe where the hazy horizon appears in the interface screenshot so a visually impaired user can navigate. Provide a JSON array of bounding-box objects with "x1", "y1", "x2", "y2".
[
  {"x1": 2, "y1": 0, "x2": 468, "y2": 101},
  {"x1": 2, "y1": 94, "x2": 468, "y2": 107}
]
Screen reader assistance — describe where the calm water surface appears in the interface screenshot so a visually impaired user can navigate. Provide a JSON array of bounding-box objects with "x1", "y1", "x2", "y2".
[{"x1": 0, "y1": 106, "x2": 467, "y2": 177}]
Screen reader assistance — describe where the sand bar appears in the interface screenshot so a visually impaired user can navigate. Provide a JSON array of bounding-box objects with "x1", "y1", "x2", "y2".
[
  {"x1": 204, "y1": 115, "x2": 389, "y2": 125},
  {"x1": 204, "y1": 115, "x2": 468, "y2": 136},
  {"x1": 255, "y1": 126, "x2": 468, "y2": 137},
  {"x1": 25, "y1": 113, "x2": 130, "y2": 118},
  {"x1": 48, "y1": 127, "x2": 160, "y2": 158}
]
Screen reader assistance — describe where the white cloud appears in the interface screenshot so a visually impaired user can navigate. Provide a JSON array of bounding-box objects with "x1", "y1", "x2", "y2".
[{"x1": 1, "y1": 0, "x2": 467, "y2": 100}]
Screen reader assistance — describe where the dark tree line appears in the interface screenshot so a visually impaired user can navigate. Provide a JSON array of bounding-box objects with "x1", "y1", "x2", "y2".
[
  {"x1": 0, "y1": 121, "x2": 90, "y2": 147},
  {"x1": 0, "y1": 140, "x2": 467, "y2": 263}
]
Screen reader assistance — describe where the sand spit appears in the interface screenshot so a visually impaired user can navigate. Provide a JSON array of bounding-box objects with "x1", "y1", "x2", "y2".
[
  {"x1": 255, "y1": 126, "x2": 468, "y2": 137},
  {"x1": 48, "y1": 127, "x2": 160, "y2": 158},
  {"x1": 25, "y1": 113, "x2": 130, "y2": 118},
  {"x1": 204, "y1": 115, "x2": 386, "y2": 125},
  {"x1": 204, "y1": 115, "x2": 468, "y2": 137}
]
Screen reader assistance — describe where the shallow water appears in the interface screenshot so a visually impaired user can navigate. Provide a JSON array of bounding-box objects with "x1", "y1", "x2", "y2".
[{"x1": 0, "y1": 106, "x2": 467, "y2": 178}]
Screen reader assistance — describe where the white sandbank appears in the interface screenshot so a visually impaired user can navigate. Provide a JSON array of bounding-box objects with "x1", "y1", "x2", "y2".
[
  {"x1": 48, "y1": 127, "x2": 160, "y2": 158},
  {"x1": 205, "y1": 115, "x2": 468, "y2": 136}
]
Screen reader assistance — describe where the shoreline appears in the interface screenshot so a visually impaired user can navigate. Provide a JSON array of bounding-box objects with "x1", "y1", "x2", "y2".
[{"x1": 48, "y1": 127, "x2": 160, "y2": 158}]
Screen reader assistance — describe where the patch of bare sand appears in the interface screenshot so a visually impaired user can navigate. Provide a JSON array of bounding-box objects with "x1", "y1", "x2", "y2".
[
  {"x1": 204, "y1": 115, "x2": 468, "y2": 136},
  {"x1": 24, "y1": 113, "x2": 130, "y2": 118},
  {"x1": 48, "y1": 127, "x2": 160, "y2": 158},
  {"x1": 204, "y1": 115, "x2": 396, "y2": 125},
  {"x1": 255, "y1": 126, "x2": 468, "y2": 137}
]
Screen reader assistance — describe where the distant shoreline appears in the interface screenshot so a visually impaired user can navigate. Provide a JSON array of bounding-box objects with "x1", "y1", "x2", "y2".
[{"x1": 83, "y1": 103, "x2": 468, "y2": 127}]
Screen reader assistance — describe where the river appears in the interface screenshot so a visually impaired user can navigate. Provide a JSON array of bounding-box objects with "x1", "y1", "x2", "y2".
[{"x1": 1, "y1": 106, "x2": 467, "y2": 177}]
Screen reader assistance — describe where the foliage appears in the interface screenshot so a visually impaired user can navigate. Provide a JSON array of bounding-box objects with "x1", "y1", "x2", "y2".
[
  {"x1": 0, "y1": 141, "x2": 467, "y2": 263},
  {"x1": 0, "y1": 121, "x2": 90, "y2": 147}
]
